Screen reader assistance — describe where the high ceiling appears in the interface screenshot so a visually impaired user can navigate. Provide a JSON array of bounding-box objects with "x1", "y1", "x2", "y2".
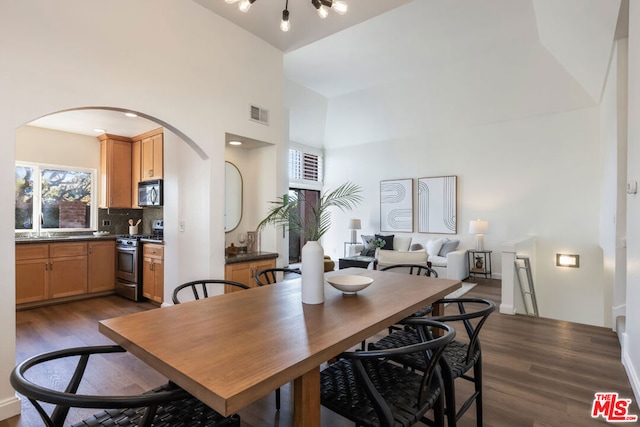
[
  {"x1": 193, "y1": 0, "x2": 413, "y2": 53},
  {"x1": 27, "y1": 0, "x2": 626, "y2": 144}
]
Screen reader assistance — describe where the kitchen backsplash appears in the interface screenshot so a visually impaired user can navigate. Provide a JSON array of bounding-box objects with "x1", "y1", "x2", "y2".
[{"x1": 98, "y1": 207, "x2": 163, "y2": 235}]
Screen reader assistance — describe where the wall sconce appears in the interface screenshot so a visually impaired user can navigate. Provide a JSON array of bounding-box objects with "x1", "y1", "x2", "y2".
[
  {"x1": 348, "y1": 218, "x2": 361, "y2": 244},
  {"x1": 556, "y1": 253, "x2": 580, "y2": 268}
]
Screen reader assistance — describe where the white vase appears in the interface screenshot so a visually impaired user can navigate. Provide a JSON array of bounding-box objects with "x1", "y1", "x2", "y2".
[{"x1": 301, "y1": 240, "x2": 325, "y2": 304}]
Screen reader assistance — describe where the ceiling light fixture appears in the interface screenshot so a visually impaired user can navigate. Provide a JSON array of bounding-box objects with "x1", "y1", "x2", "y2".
[
  {"x1": 229, "y1": 140, "x2": 243, "y2": 146},
  {"x1": 124, "y1": 112, "x2": 138, "y2": 118},
  {"x1": 226, "y1": 0, "x2": 348, "y2": 32},
  {"x1": 94, "y1": 128, "x2": 106, "y2": 133}
]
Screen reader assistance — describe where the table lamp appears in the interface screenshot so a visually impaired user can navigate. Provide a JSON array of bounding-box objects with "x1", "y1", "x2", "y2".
[
  {"x1": 469, "y1": 219, "x2": 489, "y2": 250},
  {"x1": 348, "y1": 218, "x2": 361, "y2": 244}
]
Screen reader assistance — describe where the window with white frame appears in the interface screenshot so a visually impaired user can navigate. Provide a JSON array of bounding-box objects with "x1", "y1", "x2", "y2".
[
  {"x1": 288, "y1": 145, "x2": 323, "y2": 189},
  {"x1": 15, "y1": 162, "x2": 96, "y2": 232}
]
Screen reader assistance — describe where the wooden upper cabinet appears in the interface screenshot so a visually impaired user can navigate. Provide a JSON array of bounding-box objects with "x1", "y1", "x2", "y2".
[
  {"x1": 140, "y1": 129, "x2": 163, "y2": 181},
  {"x1": 99, "y1": 134, "x2": 132, "y2": 208},
  {"x1": 131, "y1": 139, "x2": 141, "y2": 207}
]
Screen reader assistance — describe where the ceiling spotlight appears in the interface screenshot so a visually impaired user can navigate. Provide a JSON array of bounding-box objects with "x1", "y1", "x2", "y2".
[
  {"x1": 229, "y1": 140, "x2": 243, "y2": 146},
  {"x1": 322, "y1": 0, "x2": 348, "y2": 14},
  {"x1": 238, "y1": 0, "x2": 255, "y2": 12},
  {"x1": 124, "y1": 112, "x2": 138, "y2": 118},
  {"x1": 225, "y1": 0, "x2": 240, "y2": 3},
  {"x1": 94, "y1": 128, "x2": 106, "y2": 133},
  {"x1": 312, "y1": 0, "x2": 328, "y2": 18},
  {"x1": 280, "y1": 8, "x2": 291, "y2": 32}
]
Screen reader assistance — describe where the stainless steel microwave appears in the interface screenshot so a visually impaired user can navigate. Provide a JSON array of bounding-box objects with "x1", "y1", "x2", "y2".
[{"x1": 138, "y1": 179, "x2": 163, "y2": 207}]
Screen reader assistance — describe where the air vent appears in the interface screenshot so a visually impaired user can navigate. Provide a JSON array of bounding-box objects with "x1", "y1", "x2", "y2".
[{"x1": 250, "y1": 104, "x2": 269, "y2": 125}]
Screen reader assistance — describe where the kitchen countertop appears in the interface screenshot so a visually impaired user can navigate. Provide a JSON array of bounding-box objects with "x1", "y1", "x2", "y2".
[
  {"x1": 225, "y1": 251, "x2": 278, "y2": 264},
  {"x1": 15, "y1": 234, "x2": 117, "y2": 244}
]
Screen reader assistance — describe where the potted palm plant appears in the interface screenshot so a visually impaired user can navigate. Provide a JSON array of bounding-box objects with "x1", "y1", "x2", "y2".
[{"x1": 258, "y1": 181, "x2": 363, "y2": 304}]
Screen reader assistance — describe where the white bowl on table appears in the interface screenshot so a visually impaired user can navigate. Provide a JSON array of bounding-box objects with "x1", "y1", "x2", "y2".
[{"x1": 326, "y1": 275, "x2": 373, "y2": 295}]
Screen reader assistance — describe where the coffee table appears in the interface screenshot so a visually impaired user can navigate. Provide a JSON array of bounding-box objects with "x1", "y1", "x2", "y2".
[{"x1": 338, "y1": 255, "x2": 376, "y2": 269}]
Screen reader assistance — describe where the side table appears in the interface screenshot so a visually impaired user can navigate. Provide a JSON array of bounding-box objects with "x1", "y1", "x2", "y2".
[{"x1": 467, "y1": 250, "x2": 492, "y2": 279}]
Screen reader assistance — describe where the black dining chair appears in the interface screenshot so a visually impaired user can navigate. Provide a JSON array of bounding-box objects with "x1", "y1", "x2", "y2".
[
  {"x1": 380, "y1": 263, "x2": 439, "y2": 333},
  {"x1": 172, "y1": 279, "x2": 249, "y2": 304},
  {"x1": 368, "y1": 298, "x2": 495, "y2": 427},
  {"x1": 254, "y1": 267, "x2": 301, "y2": 286},
  {"x1": 321, "y1": 319, "x2": 455, "y2": 427},
  {"x1": 10, "y1": 345, "x2": 240, "y2": 427}
]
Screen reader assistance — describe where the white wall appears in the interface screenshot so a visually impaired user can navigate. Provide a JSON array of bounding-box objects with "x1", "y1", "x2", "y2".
[
  {"x1": 16, "y1": 126, "x2": 100, "y2": 169},
  {"x1": 0, "y1": 0, "x2": 284, "y2": 420},
  {"x1": 600, "y1": 39, "x2": 628, "y2": 331},
  {"x1": 623, "y1": 0, "x2": 640, "y2": 406}
]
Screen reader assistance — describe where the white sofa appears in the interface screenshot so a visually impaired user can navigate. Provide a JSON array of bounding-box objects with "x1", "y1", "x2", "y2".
[{"x1": 348, "y1": 235, "x2": 469, "y2": 281}]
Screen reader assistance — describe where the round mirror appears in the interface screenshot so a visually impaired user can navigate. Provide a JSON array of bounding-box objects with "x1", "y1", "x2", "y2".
[{"x1": 225, "y1": 161, "x2": 243, "y2": 232}]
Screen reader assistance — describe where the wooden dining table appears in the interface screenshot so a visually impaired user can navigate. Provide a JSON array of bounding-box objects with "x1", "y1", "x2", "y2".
[{"x1": 99, "y1": 267, "x2": 461, "y2": 427}]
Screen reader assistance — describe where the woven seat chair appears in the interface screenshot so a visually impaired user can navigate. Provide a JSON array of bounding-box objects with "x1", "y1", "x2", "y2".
[
  {"x1": 10, "y1": 345, "x2": 240, "y2": 427},
  {"x1": 368, "y1": 298, "x2": 495, "y2": 427},
  {"x1": 172, "y1": 279, "x2": 249, "y2": 304},
  {"x1": 254, "y1": 267, "x2": 301, "y2": 286},
  {"x1": 321, "y1": 319, "x2": 455, "y2": 427}
]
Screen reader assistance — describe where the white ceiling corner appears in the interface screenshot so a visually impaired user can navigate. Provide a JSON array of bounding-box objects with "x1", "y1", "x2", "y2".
[{"x1": 533, "y1": 0, "x2": 623, "y2": 103}]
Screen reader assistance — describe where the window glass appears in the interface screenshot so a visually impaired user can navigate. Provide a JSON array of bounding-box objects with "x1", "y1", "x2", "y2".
[
  {"x1": 15, "y1": 163, "x2": 95, "y2": 232},
  {"x1": 15, "y1": 166, "x2": 34, "y2": 230}
]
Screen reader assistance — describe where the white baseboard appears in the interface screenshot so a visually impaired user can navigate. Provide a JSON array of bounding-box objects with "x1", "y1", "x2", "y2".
[
  {"x1": 621, "y1": 333, "x2": 640, "y2": 404},
  {"x1": 0, "y1": 395, "x2": 21, "y2": 421},
  {"x1": 499, "y1": 303, "x2": 515, "y2": 315}
]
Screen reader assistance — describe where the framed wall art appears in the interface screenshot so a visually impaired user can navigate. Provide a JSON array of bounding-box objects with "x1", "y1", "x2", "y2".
[
  {"x1": 380, "y1": 179, "x2": 413, "y2": 232},
  {"x1": 418, "y1": 175, "x2": 457, "y2": 234}
]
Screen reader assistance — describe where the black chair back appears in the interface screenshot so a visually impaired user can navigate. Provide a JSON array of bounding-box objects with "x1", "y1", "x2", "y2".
[
  {"x1": 10, "y1": 345, "x2": 240, "y2": 427},
  {"x1": 381, "y1": 263, "x2": 438, "y2": 277},
  {"x1": 172, "y1": 279, "x2": 249, "y2": 304},
  {"x1": 254, "y1": 267, "x2": 301, "y2": 286}
]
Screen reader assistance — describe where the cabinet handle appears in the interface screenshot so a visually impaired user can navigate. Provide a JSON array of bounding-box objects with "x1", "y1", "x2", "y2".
[
  {"x1": 45, "y1": 262, "x2": 48, "y2": 271},
  {"x1": 148, "y1": 169, "x2": 153, "y2": 176},
  {"x1": 49, "y1": 262, "x2": 53, "y2": 270}
]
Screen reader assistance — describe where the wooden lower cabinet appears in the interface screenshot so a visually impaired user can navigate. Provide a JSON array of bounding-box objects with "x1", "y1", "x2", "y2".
[
  {"x1": 16, "y1": 240, "x2": 116, "y2": 307},
  {"x1": 142, "y1": 243, "x2": 164, "y2": 304},
  {"x1": 224, "y1": 258, "x2": 276, "y2": 292},
  {"x1": 16, "y1": 255, "x2": 48, "y2": 304},
  {"x1": 88, "y1": 241, "x2": 116, "y2": 293},
  {"x1": 16, "y1": 242, "x2": 89, "y2": 304}
]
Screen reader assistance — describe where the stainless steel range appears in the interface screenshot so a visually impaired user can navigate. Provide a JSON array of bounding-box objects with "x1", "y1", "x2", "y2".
[{"x1": 115, "y1": 220, "x2": 163, "y2": 301}]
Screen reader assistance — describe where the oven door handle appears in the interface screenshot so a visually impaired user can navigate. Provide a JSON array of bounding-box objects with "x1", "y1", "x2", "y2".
[{"x1": 117, "y1": 246, "x2": 137, "y2": 252}]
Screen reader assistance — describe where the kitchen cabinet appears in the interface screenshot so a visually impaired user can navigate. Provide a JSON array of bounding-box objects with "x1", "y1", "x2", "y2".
[
  {"x1": 16, "y1": 242, "x2": 88, "y2": 304},
  {"x1": 48, "y1": 242, "x2": 88, "y2": 299},
  {"x1": 131, "y1": 139, "x2": 141, "y2": 207},
  {"x1": 141, "y1": 129, "x2": 163, "y2": 181},
  {"x1": 142, "y1": 243, "x2": 164, "y2": 304},
  {"x1": 224, "y1": 258, "x2": 276, "y2": 292},
  {"x1": 99, "y1": 134, "x2": 132, "y2": 208},
  {"x1": 16, "y1": 244, "x2": 48, "y2": 304},
  {"x1": 88, "y1": 240, "x2": 115, "y2": 293}
]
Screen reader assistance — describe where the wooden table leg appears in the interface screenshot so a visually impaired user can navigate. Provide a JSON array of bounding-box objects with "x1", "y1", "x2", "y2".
[{"x1": 293, "y1": 366, "x2": 320, "y2": 427}]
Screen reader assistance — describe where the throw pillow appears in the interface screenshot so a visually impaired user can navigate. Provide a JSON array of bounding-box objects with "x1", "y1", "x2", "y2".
[
  {"x1": 361, "y1": 235, "x2": 375, "y2": 250},
  {"x1": 439, "y1": 239, "x2": 460, "y2": 256},
  {"x1": 362, "y1": 246, "x2": 377, "y2": 257},
  {"x1": 375, "y1": 234, "x2": 394, "y2": 251},
  {"x1": 425, "y1": 238, "x2": 444, "y2": 257}
]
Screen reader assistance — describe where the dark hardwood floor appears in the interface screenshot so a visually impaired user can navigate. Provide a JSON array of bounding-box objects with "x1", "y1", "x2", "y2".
[{"x1": 2, "y1": 281, "x2": 637, "y2": 427}]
